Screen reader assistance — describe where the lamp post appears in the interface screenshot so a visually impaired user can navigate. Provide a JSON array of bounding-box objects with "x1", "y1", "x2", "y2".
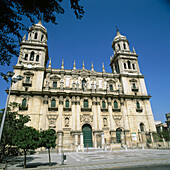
[{"x1": 0, "y1": 71, "x2": 23, "y2": 142}]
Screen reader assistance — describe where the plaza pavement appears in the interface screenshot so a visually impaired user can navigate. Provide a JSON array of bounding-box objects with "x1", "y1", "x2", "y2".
[{"x1": 3, "y1": 149, "x2": 170, "y2": 170}]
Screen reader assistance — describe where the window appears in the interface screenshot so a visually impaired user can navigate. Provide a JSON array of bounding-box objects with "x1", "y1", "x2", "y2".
[
  {"x1": 51, "y1": 99, "x2": 56, "y2": 108},
  {"x1": 36, "y1": 55, "x2": 39, "y2": 62},
  {"x1": 136, "y1": 101, "x2": 140, "y2": 109},
  {"x1": 132, "y1": 64, "x2": 135, "y2": 70},
  {"x1": 30, "y1": 51, "x2": 34, "y2": 61},
  {"x1": 128, "y1": 61, "x2": 131, "y2": 69},
  {"x1": 124, "y1": 63, "x2": 127, "y2": 69},
  {"x1": 102, "y1": 101, "x2": 106, "y2": 108},
  {"x1": 24, "y1": 54, "x2": 28, "y2": 60},
  {"x1": 84, "y1": 100, "x2": 88, "y2": 108},
  {"x1": 114, "y1": 101, "x2": 118, "y2": 109},
  {"x1": 123, "y1": 43, "x2": 126, "y2": 49},
  {"x1": 65, "y1": 100, "x2": 69, "y2": 108},
  {"x1": 53, "y1": 81, "x2": 57, "y2": 88},
  {"x1": 109, "y1": 84, "x2": 113, "y2": 91},
  {"x1": 26, "y1": 77, "x2": 30, "y2": 83},
  {"x1": 82, "y1": 80, "x2": 86, "y2": 89},
  {"x1": 132, "y1": 83, "x2": 136, "y2": 89},
  {"x1": 34, "y1": 32, "x2": 38, "y2": 39},
  {"x1": 140, "y1": 123, "x2": 144, "y2": 132},
  {"x1": 22, "y1": 99, "x2": 27, "y2": 107},
  {"x1": 41, "y1": 35, "x2": 44, "y2": 41}
]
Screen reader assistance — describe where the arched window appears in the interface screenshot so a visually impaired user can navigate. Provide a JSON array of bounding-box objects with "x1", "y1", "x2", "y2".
[
  {"x1": 109, "y1": 84, "x2": 113, "y2": 91},
  {"x1": 82, "y1": 79, "x2": 86, "y2": 89},
  {"x1": 128, "y1": 61, "x2": 131, "y2": 69},
  {"x1": 36, "y1": 55, "x2": 39, "y2": 62},
  {"x1": 30, "y1": 51, "x2": 34, "y2": 61},
  {"x1": 102, "y1": 101, "x2": 106, "y2": 108},
  {"x1": 34, "y1": 32, "x2": 38, "y2": 39},
  {"x1": 24, "y1": 54, "x2": 28, "y2": 60},
  {"x1": 136, "y1": 101, "x2": 140, "y2": 109},
  {"x1": 124, "y1": 63, "x2": 127, "y2": 69},
  {"x1": 65, "y1": 100, "x2": 69, "y2": 108},
  {"x1": 132, "y1": 64, "x2": 135, "y2": 70},
  {"x1": 53, "y1": 81, "x2": 57, "y2": 88},
  {"x1": 132, "y1": 83, "x2": 136, "y2": 89},
  {"x1": 117, "y1": 44, "x2": 120, "y2": 50},
  {"x1": 123, "y1": 43, "x2": 126, "y2": 49},
  {"x1": 114, "y1": 101, "x2": 118, "y2": 109},
  {"x1": 84, "y1": 99, "x2": 88, "y2": 108},
  {"x1": 41, "y1": 35, "x2": 44, "y2": 41},
  {"x1": 51, "y1": 99, "x2": 56, "y2": 108},
  {"x1": 22, "y1": 98, "x2": 27, "y2": 107},
  {"x1": 140, "y1": 123, "x2": 144, "y2": 132}
]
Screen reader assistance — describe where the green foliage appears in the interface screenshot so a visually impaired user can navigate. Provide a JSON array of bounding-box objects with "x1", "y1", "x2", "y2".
[
  {"x1": 152, "y1": 132, "x2": 162, "y2": 142},
  {"x1": 39, "y1": 129, "x2": 57, "y2": 149},
  {"x1": 0, "y1": 103, "x2": 30, "y2": 161},
  {"x1": 161, "y1": 131, "x2": 170, "y2": 141},
  {"x1": 12, "y1": 126, "x2": 39, "y2": 150},
  {"x1": 0, "y1": 0, "x2": 84, "y2": 65},
  {"x1": 39, "y1": 129, "x2": 57, "y2": 166}
]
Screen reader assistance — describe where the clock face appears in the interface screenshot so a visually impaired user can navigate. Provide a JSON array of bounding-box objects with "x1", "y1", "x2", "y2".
[{"x1": 27, "y1": 64, "x2": 32, "y2": 69}]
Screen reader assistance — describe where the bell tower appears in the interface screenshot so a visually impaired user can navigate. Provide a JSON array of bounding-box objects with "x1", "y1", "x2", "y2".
[
  {"x1": 110, "y1": 28, "x2": 141, "y2": 75},
  {"x1": 17, "y1": 20, "x2": 49, "y2": 68}
]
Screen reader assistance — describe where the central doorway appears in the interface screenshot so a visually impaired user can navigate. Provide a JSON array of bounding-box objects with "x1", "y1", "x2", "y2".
[{"x1": 82, "y1": 124, "x2": 93, "y2": 147}]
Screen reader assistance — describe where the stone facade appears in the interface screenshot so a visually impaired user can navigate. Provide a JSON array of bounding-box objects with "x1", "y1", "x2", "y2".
[{"x1": 8, "y1": 21, "x2": 156, "y2": 151}]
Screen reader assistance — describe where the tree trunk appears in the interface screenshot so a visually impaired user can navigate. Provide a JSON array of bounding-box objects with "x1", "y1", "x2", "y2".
[
  {"x1": 48, "y1": 148, "x2": 51, "y2": 166},
  {"x1": 24, "y1": 149, "x2": 26, "y2": 168}
]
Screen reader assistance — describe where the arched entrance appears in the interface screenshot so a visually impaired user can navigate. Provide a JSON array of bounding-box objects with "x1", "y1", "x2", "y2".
[
  {"x1": 82, "y1": 124, "x2": 93, "y2": 147},
  {"x1": 116, "y1": 128, "x2": 122, "y2": 143}
]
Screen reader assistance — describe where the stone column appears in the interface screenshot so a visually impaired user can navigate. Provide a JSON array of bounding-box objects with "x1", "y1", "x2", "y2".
[
  {"x1": 40, "y1": 95, "x2": 48, "y2": 130},
  {"x1": 72, "y1": 96, "x2": 76, "y2": 130},
  {"x1": 93, "y1": 132, "x2": 97, "y2": 148},
  {"x1": 108, "y1": 98, "x2": 114, "y2": 130},
  {"x1": 120, "y1": 98, "x2": 130, "y2": 146},
  {"x1": 80, "y1": 132, "x2": 84, "y2": 151},
  {"x1": 58, "y1": 96, "x2": 63, "y2": 130},
  {"x1": 57, "y1": 131, "x2": 63, "y2": 153},
  {"x1": 97, "y1": 97, "x2": 102, "y2": 130},
  {"x1": 101, "y1": 132, "x2": 105, "y2": 149},
  {"x1": 76, "y1": 97, "x2": 80, "y2": 131},
  {"x1": 92, "y1": 97, "x2": 97, "y2": 130},
  {"x1": 75, "y1": 133, "x2": 78, "y2": 152}
]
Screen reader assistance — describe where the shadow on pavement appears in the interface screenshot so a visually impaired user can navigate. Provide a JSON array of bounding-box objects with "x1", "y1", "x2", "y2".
[{"x1": 17, "y1": 162, "x2": 58, "y2": 168}]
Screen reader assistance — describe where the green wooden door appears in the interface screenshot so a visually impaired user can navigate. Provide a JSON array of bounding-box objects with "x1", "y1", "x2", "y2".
[
  {"x1": 82, "y1": 124, "x2": 93, "y2": 147},
  {"x1": 116, "y1": 129, "x2": 122, "y2": 143}
]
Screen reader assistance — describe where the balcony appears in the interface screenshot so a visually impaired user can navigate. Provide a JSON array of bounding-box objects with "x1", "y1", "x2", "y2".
[
  {"x1": 112, "y1": 108, "x2": 121, "y2": 112},
  {"x1": 19, "y1": 105, "x2": 28, "y2": 111},
  {"x1": 48, "y1": 107, "x2": 58, "y2": 111},
  {"x1": 81, "y1": 107, "x2": 92, "y2": 112},
  {"x1": 132, "y1": 86, "x2": 139, "y2": 92},
  {"x1": 101, "y1": 108, "x2": 108, "y2": 112},
  {"x1": 136, "y1": 107, "x2": 143, "y2": 112},
  {"x1": 22, "y1": 80, "x2": 32, "y2": 87},
  {"x1": 63, "y1": 107, "x2": 71, "y2": 111}
]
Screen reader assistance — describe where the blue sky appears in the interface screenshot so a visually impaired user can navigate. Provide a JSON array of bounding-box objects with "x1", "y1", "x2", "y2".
[{"x1": 0, "y1": 0, "x2": 170, "y2": 123}]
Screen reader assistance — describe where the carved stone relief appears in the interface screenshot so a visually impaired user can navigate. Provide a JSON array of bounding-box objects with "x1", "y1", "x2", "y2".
[
  {"x1": 47, "y1": 115, "x2": 58, "y2": 128},
  {"x1": 80, "y1": 115, "x2": 93, "y2": 123},
  {"x1": 113, "y1": 115, "x2": 122, "y2": 127}
]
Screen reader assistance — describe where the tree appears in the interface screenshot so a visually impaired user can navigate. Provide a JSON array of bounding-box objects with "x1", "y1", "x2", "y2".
[
  {"x1": 0, "y1": 0, "x2": 85, "y2": 65},
  {"x1": 39, "y1": 129, "x2": 57, "y2": 166},
  {"x1": 0, "y1": 103, "x2": 30, "y2": 162},
  {"x1": 12, "y1": 126, "x2": 39, "y2": 168}
]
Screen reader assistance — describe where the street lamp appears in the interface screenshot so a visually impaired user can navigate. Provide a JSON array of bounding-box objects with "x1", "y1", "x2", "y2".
[{"x1": 0, "y1": 71, "x2": 23, "y2": 142}]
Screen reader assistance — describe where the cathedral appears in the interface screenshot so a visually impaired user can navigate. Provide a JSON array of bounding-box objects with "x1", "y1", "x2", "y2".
[{"x1": 9, "y1": 21, "x2": 156, "y2": 151}]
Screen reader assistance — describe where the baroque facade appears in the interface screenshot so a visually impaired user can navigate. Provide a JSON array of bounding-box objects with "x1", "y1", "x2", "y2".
[{"x1": 9, "y1": 21, "x2": 156, "y2": 151}]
